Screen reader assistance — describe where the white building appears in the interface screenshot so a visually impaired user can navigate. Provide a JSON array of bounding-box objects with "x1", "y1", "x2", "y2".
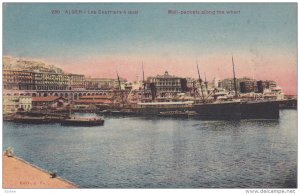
[{"x1": 3, "y1": 95, "x2": 32, "y2": 114}]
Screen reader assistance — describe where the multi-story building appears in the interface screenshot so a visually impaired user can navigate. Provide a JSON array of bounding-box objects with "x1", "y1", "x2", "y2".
[
  {"x1": 239, "y1": 77, "x2": 257, "y2": 93},
  {"x1": 3, "y1": 95, "x2": 19, "y2": 114},
  {"x1": 221, "y1": 77, "x2": 258, "y2": 93},
  {"x1": 19, "y1": 96, "x2": 32, "y2": 111},
  {"x1": 3, "y1": 69, "x2": 70, "y2": 90},
  {"x1": 257, "y1": 80, "x2": 277, "y2": 93},
  {"x1": 3, "y1": 95, "x2": 32, "y2": 114},
  {"x1": 265, "y1": 80, "x2": 277, "y2": 89},
  {"x1": 84, "y1": 77, "x2": 127, "y2": 90},
  {"x1": 68, "y1": 74, "x2": 85, "y2": 90},
  {"x1": 33, "y1": 71, "x2": 69, "y2": 90},
  {"x1": 3, "y1": 70, "x2": 35, "y2": 90},
  {"x1": 220, "y1": 78, "x2": 240, "y2": 92},
  {"x1": 146, "y1": 71, "x2": 189, "y2": 98}
]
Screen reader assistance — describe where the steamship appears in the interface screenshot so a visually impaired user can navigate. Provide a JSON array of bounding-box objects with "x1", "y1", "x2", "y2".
[
  {"x1": 134, "y1": 57, "x2": 279, "y2": 120},
  {"x1": 111, "y1": 58, "x2": 279, "y2": 120},
  {"x1": 193, "y1": 57, "x2": 279, "y2": 120}
]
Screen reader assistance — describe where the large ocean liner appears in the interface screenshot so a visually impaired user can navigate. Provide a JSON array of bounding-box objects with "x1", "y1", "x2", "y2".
[{"x1": 193, "y1": 57, "x2": 279, "y2": 120}]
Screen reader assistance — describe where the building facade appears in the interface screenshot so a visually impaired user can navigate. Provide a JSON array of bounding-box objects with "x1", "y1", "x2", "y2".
[
  {"x1": 220, "y1": 78, "x2": 240, "y2": 92},
  {"x1": 3, "y1": 95, "x2": 32, "y2": 114},
  {"x1": 31, "y1": 96, "x2": 68, "y2": 109},
  {"x1": 3, "y1": 70, "x2": 35, "y2": 90},
  {"x1": 33, "y1": 71, "x2": 69, "y2": 90},
  {"x1": 84, "y1": 77, "x2": 127, "y2": 90},
  {"x1": 146, "y1": 71, "x2": 184, "y2": 97},
  {"x1": 256, "y1": 80, "x2": 277, "y2": 93},
  {"x1": 68, "y1": 74, "x2": 85, "y2": 90},
  {"x1": 3, "y1": 69, "x2": 70, "y2": 90},
  {"x1": 239, "y1": 77, "x2": 257, "y2": 93}
]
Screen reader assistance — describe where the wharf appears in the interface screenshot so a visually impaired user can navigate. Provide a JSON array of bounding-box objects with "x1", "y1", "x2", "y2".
[{"x1": 3, "y1": 155, "x2": 77, "y2": 188}]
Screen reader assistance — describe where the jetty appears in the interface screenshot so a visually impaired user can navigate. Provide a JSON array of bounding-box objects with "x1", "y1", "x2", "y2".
[{"x1": 3, "y1": 155, "x2": 77, "y2": 189}]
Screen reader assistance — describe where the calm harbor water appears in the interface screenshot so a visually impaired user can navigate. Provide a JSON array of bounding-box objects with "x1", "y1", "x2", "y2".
[{"x1": 3, "y1": 110, "x2": 297, "y2": 188}]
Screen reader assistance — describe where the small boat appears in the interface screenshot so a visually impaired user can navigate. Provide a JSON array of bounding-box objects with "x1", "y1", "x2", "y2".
[
  {"x1": 60, "y1": 117, "x2": 104, "y2": 126},
  {"x1": 13, "y1": 115, "x2": 52, "y2": 124},
  {"x1": 158, "y1": 111, "x2": 198, "y2": 118}
]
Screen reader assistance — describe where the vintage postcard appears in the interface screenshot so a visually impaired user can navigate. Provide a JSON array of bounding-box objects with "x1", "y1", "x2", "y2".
[{"x1": 2, "y1": 2, "x2": 297, "y2": 191}]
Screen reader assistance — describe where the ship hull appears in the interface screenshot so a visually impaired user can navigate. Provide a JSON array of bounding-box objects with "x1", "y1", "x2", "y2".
[
  {"x1": 241, "y1": 101, "x2": 279, "y2": 119},
  {"x1": 193, "y1": 100, "x2": 279, "y2": 120},
  {"x1": 193, "y1": 102, "x2": 241, "y2": 120},
  {"x1": 277, "y1": 99, "x2": 297, "y2": 109}
]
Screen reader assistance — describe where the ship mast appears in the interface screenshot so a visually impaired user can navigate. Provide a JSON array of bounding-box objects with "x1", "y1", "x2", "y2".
[
  {"x1": 204, "y1": 73, "x2": 208, "y2": 93},
  {"x1": 232, "y1": 56, "x2": 238, "y2": 97},
  {"x1": 197, "y1": 63, "x2": 205, "y2": 103},
  {"x1": 117, "y1": 71, "x2": 125, "y2": 106},
  {"x1": 192, "y1": 81, "x2": 197, "y2": 100},
  {"x1": 142, "y1": 62, "x2": 146, "y2": 98}
]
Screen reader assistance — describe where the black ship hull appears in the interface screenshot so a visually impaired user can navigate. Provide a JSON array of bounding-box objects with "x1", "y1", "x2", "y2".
[
  {"x1": 277, "y1": 99, "x2": 297, "y2": 109},
  {"x1": 241, "y1": 101, "x2": 279, "y2": 119},
  {"x1": 193, "y1": 100, "x2": 279, "y2": 120},
  {"x1": 193, "y1": 102, "x2": 241, "y2": 120}
]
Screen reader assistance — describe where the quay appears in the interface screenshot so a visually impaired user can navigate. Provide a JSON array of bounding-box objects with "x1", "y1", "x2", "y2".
[{"x1": 3, "y1": 155, "x2": 77, "y2": 189}]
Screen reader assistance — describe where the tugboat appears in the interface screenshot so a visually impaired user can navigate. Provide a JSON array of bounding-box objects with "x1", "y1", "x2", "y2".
[{"x1": 60, "y1": 117, "x2": 104, "y2": 126}]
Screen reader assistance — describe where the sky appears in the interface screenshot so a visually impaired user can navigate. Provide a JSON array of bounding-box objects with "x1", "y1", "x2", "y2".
[{"x1": 3, "y1": 3, "x2": 297, "y2": 94}]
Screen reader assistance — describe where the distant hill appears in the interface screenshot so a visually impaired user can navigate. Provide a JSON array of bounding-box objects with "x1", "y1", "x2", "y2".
[{"x1": 3, "y1": 56, "x2": 64, "y2": 74}]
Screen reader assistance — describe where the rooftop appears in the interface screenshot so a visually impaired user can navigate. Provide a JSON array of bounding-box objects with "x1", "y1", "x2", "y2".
[
  {"x1": 148, "y1": 71, "x2": 181, "y2": 79},
  {"x1": 79, "y1": 95, "x2": 113, "y2": 99},
  {"x1": 32, "y1": 96, "x2": 66, "y2": 102},
  {"x1": 74, "y1": 99, "x2": 112, "y2": 104}
]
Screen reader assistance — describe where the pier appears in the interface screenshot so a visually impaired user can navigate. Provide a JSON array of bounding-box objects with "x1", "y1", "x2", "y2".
[{"x1": 3, "y1": 155, "x2": 77, "y2": 189}]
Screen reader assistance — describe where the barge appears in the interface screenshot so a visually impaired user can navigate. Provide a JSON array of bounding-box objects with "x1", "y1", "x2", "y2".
[{"x1": 12, "y1": 116, "x2": 52, "y2": 124}]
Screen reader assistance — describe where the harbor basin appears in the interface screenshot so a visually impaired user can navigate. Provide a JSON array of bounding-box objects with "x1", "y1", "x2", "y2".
[{"x1": 3, "y1": 110, "x2": 297, "y2": 188}]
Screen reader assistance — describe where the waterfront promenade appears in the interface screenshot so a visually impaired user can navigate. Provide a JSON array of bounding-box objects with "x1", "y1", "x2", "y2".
[{"x1": 3, "y1": 155, "x2": 77, "y2": 189}]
